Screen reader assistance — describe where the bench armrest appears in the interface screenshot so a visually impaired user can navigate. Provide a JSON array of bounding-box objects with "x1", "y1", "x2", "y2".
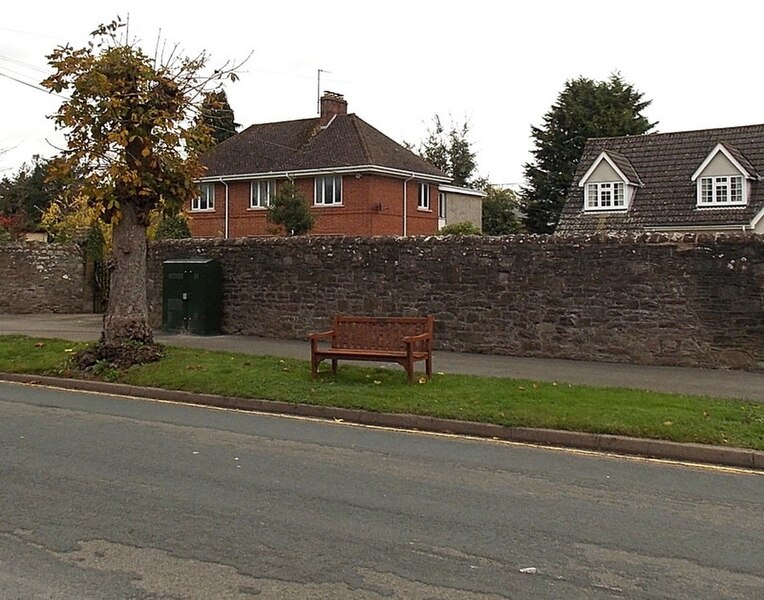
[
  {"x1": 309, "y1": 329, "x2": 335, "y2": 341},
  {"x1": 402, "y1": 332, "x2": 431, "y2": 344},
  {"x1": 309, "y1": 330, "x2": 336, "y2": 353},
  {"x1": 403, "y1": 331, "x2": 432, "y2": 355}
]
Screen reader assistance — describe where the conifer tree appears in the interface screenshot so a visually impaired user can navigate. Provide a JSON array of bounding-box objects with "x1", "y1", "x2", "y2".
[
  {"x1": 199, "y1": 90, "x2": 240, "y2": 145},
  {"x1": 521, "y1": 74, "x2": 655, "y2": 233}
]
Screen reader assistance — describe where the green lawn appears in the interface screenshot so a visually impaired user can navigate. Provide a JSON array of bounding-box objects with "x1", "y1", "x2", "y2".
[{"x1": 1, "y1": 335, "x2": 762, "y2": 450}]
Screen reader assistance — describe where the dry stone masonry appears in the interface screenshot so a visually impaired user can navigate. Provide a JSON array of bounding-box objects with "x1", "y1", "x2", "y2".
[
  {"x1": 148, "y1": 233, "x2": 764, "y2": 370},
  {"x1": 0, "y1": 243, "x2": 85, "y2": 313}
]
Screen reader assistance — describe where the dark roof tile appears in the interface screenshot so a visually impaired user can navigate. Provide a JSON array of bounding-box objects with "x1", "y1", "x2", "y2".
[
  {"x1": 557, "y1": 124, "x2": 764, "y2": 233},
  {"x1": 201, "y1": 113, "x2": 446, "y2": 179}
]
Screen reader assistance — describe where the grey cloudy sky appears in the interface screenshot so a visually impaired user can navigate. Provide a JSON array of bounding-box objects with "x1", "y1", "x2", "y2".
[{"x1": 1, "y1": 0, "x2": 762, "y2": 187}]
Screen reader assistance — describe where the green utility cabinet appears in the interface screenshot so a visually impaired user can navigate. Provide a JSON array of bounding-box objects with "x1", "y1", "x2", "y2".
[{"x1": 162, "y1": 259, "x2": 222, "y2": 335}]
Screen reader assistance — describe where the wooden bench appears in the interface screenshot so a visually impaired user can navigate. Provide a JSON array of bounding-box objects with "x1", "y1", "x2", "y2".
[{"x1": 309, "y1": 315, "x2": 434, "y2": 383}]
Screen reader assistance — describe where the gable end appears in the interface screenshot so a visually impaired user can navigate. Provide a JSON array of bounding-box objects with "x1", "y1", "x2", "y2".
[{"x1": 691, "y1": 143, "x2": 757, "y2": 182}]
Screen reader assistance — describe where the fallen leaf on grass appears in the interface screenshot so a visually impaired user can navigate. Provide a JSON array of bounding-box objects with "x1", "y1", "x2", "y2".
[
  {"x1": 518, "y1": 386, "x2": 526, "y2": 391},
  {"x1": 418, "y1": 377, "x2": 427, "y2": 384},
  {"x1": 186, "y1": 364, "x2": 204, "y2": 371},
  {"x1": 64, "y1": 348, "x2": 74, "y2": 353},
  {"x1": 34, "y1": 343, "x2": 45, "y2": 348},
  {"x1": 373, "y1": 380, "x2": 382, "y2": 385},
  {"x1": 663, "y1": 421, "x2": 673, "y2": 426}
]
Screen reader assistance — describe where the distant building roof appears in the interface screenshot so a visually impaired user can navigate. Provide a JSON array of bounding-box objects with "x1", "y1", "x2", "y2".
[
  {"x1": 438, "y1": 183, "x2": 487, "y2": 197},
  {"x1": 200, "y1": 113, "x2": 449, "y2": 181},
  {"x1": 557, "y1": 123, "x2": 764, "y2": 233}
]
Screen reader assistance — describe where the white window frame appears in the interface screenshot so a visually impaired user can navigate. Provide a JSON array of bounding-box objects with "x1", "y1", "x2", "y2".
[
  {"x1": 418, "y1": 182, "x2": 431, "y2": 210},
  {"x1": 438, "y1": 192, "x2": 446, "y2": 219},
  {"x1": 192, "y1": 183, "x2": 215, "y2": 211},
  {"x1": 314, "y1": 175, "x2": 343, "y2": 205},
  {"x1": 250, "y1": 180, "x2": 273, "y2": 209},
  {"x1": 585, "y1": 181, "x2": 626, "y2": 211},
  {"x1": 696, "y1": 175, "x2": 746, "y2": 207}
]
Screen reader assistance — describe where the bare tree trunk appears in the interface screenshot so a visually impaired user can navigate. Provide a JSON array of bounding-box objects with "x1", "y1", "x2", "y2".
[{"x1": 101, "y1": 201, "x2": 153, "y2": 346}]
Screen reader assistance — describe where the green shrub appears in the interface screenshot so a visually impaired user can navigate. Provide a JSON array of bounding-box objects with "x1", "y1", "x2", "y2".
[
  {"x1": 438, "y1": 221, "x2": 482, "y2": 236},
  {"x1": 155, "y1": 214, "x2": 191, "y2": 240}
]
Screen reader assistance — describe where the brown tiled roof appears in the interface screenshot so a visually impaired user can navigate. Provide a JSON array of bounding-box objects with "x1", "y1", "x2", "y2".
[
  {"x1": 201, "y1": 113, "x2": 447, "y2": 179},
  {"x1": 557, "y1": 124, "x2": 764, "y2": 233},
  {"x1": 604, "y1": 151, "x2": 643, "y2": 186}
]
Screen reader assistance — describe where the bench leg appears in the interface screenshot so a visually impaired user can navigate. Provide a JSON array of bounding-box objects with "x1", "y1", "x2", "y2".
[
  {"x1": 426, "y1": 354, "x2": 432, "y2": 380},
  {"x1": 406, "y1": 360, "x2": 414, "y2": 384},
  {"x1": 331, "y1": 358, "x2": 338, "y2": 375},
  {"x1": 311, "y1": 353, "x2": 319, "y2": 379}
]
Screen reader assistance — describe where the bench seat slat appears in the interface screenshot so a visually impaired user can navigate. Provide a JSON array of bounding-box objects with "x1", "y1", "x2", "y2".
[{"x1": 314, "y1": 349, "x2": 429, "y2": 360}]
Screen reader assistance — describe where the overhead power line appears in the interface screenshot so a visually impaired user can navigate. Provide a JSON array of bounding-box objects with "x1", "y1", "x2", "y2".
[
  {"x1": 0, "y1": 53, "x2": 51, "y2": 75},
  {"x1": 0, "y1": 26, "x2": 59, "y2": 39},
  {"x1": 0, "y1": 70, "x2": 68, "y2": 99}
]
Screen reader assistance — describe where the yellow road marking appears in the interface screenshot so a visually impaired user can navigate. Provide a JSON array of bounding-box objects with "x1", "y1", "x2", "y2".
[{"x1": 6, "y1": 379, "x2": 761, "y2": 476}]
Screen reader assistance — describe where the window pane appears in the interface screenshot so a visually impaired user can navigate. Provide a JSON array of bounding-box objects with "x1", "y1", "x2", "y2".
[
  {"x1": 419, "y1": 183, "x2": 429, "y2": 208},
  {"x1": 587, "y1": 184, "x2": 598, "y2": 207},
  {"x1": 613, "y1": 183, "x2": 624, "y2": 206},
  {"x1": 261, "y1": 181, "x2": 271, "y2": 206},
  {"x1": 730, "y1": 177, "x2": 743, "y2": 202},
  {"x1": 715, "y1": 178, "x2": 728, "y2": 203},
  {"x1": 701, "y1": 178, "x2": 713, "y2": 204},
  {"x1": 601, "y1": 186, "x2": 611, "y2": 206},
  {"x1": 196, "y1": 183, "x2": 213, "y2": 210}
]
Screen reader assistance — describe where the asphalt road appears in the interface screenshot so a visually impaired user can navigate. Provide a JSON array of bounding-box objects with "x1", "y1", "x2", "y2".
[{"x1": 2, "y1": 381, "x2": 763, "y2": 599}]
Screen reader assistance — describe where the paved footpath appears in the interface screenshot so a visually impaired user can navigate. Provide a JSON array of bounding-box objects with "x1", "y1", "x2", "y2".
[{"x1": 2, "y1": 313, "x2": 763, "y2": 402}]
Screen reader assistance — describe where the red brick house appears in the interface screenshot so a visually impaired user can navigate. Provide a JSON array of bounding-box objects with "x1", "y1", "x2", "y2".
[{"x1": 188, "y1": 92, "x2": 451, "y2": 238}]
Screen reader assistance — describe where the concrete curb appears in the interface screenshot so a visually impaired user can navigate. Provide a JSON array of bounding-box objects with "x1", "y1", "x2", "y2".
[{"x1": 2, "y1": 372, "x2": 762, "y2": 471}]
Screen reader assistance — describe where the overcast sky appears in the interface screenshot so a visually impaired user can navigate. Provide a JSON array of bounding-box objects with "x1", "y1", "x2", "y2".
[{"x1": 2, "y1": 0, "x2": 763, "y2": 187}]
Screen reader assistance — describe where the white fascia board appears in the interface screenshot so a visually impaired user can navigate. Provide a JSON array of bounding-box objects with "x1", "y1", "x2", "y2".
[
  {"x1": 645, "y1": 224, "x2": 747, "y2": 232},
  {"x1": 749, "y1": 204, "x2": 764, "y2": 230},
  {"x1": 690, "y1": 143, "x2": 753, "y2": 181},
  {"x1": 578, "y1": 151, "x2": 633, "y2": 187},
  {"x1": 199, "y1": 165, "x2": 451, "y2": 184},
  {"x1": 438, "y1": 184, "x2": 487, "y2": 197}
]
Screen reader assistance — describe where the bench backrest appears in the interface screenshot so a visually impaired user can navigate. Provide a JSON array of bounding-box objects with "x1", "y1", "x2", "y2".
[{"x1": 332, "y1": 315, "x2": 433, "y2": 352}]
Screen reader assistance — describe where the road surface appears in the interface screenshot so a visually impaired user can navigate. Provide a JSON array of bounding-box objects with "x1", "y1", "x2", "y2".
[{"x1": 1, "y1": 381, "x2": 762, "y2": 599}]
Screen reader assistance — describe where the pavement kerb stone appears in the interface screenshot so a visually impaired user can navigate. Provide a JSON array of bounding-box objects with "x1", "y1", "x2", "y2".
[{"x1": 2, "y1": 371, "x2": 761, "y2": 471}]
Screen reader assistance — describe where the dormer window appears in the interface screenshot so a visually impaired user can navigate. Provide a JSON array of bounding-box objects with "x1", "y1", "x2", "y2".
[
  {"x1": 698, "y1": 176, "x2": 744, "y2": 205},
  {"x1": 691, "y1": 143, "x2": 754, "y2": 208},
  {"x1": 578, "y1": 151, "x2": 641, "y2": 212},
  {"x1": 586, "y1": 182, "x2": 625, "y2": 209}
]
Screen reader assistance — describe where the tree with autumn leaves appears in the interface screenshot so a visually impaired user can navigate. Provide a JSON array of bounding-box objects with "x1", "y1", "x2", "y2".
[{"x1": 42, "y1": 19, "x2": 240, "y2": 365}]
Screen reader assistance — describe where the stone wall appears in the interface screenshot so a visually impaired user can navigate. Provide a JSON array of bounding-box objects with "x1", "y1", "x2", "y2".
[
  {"x1": 148, "y1": 233, "x2": 764, "y2": 370},
  {"x1": 0, "y1": 243, "x2": 87, "y2": 313}
]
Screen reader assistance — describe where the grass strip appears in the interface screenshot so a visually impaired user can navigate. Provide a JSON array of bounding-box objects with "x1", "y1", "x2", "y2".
[{"x1": 1, "y1": 335, "x2": 762, "y2": 450}]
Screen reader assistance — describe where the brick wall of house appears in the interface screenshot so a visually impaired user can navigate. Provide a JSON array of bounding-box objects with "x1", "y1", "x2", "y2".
[
  {"x1": 186, "y1": 175, "x2": 439, "y2": 238},
  {"x1": 147, "y1": 233, "x2": 764, "y2": 370},
  {"x1": 0, "y1": 243, "x2": 86, "y2": 313}
]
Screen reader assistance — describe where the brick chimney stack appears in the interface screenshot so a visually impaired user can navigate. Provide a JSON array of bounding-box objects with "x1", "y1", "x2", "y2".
[{"x1": 319, "y1": 91, "x2": 347, "y2": 126}]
